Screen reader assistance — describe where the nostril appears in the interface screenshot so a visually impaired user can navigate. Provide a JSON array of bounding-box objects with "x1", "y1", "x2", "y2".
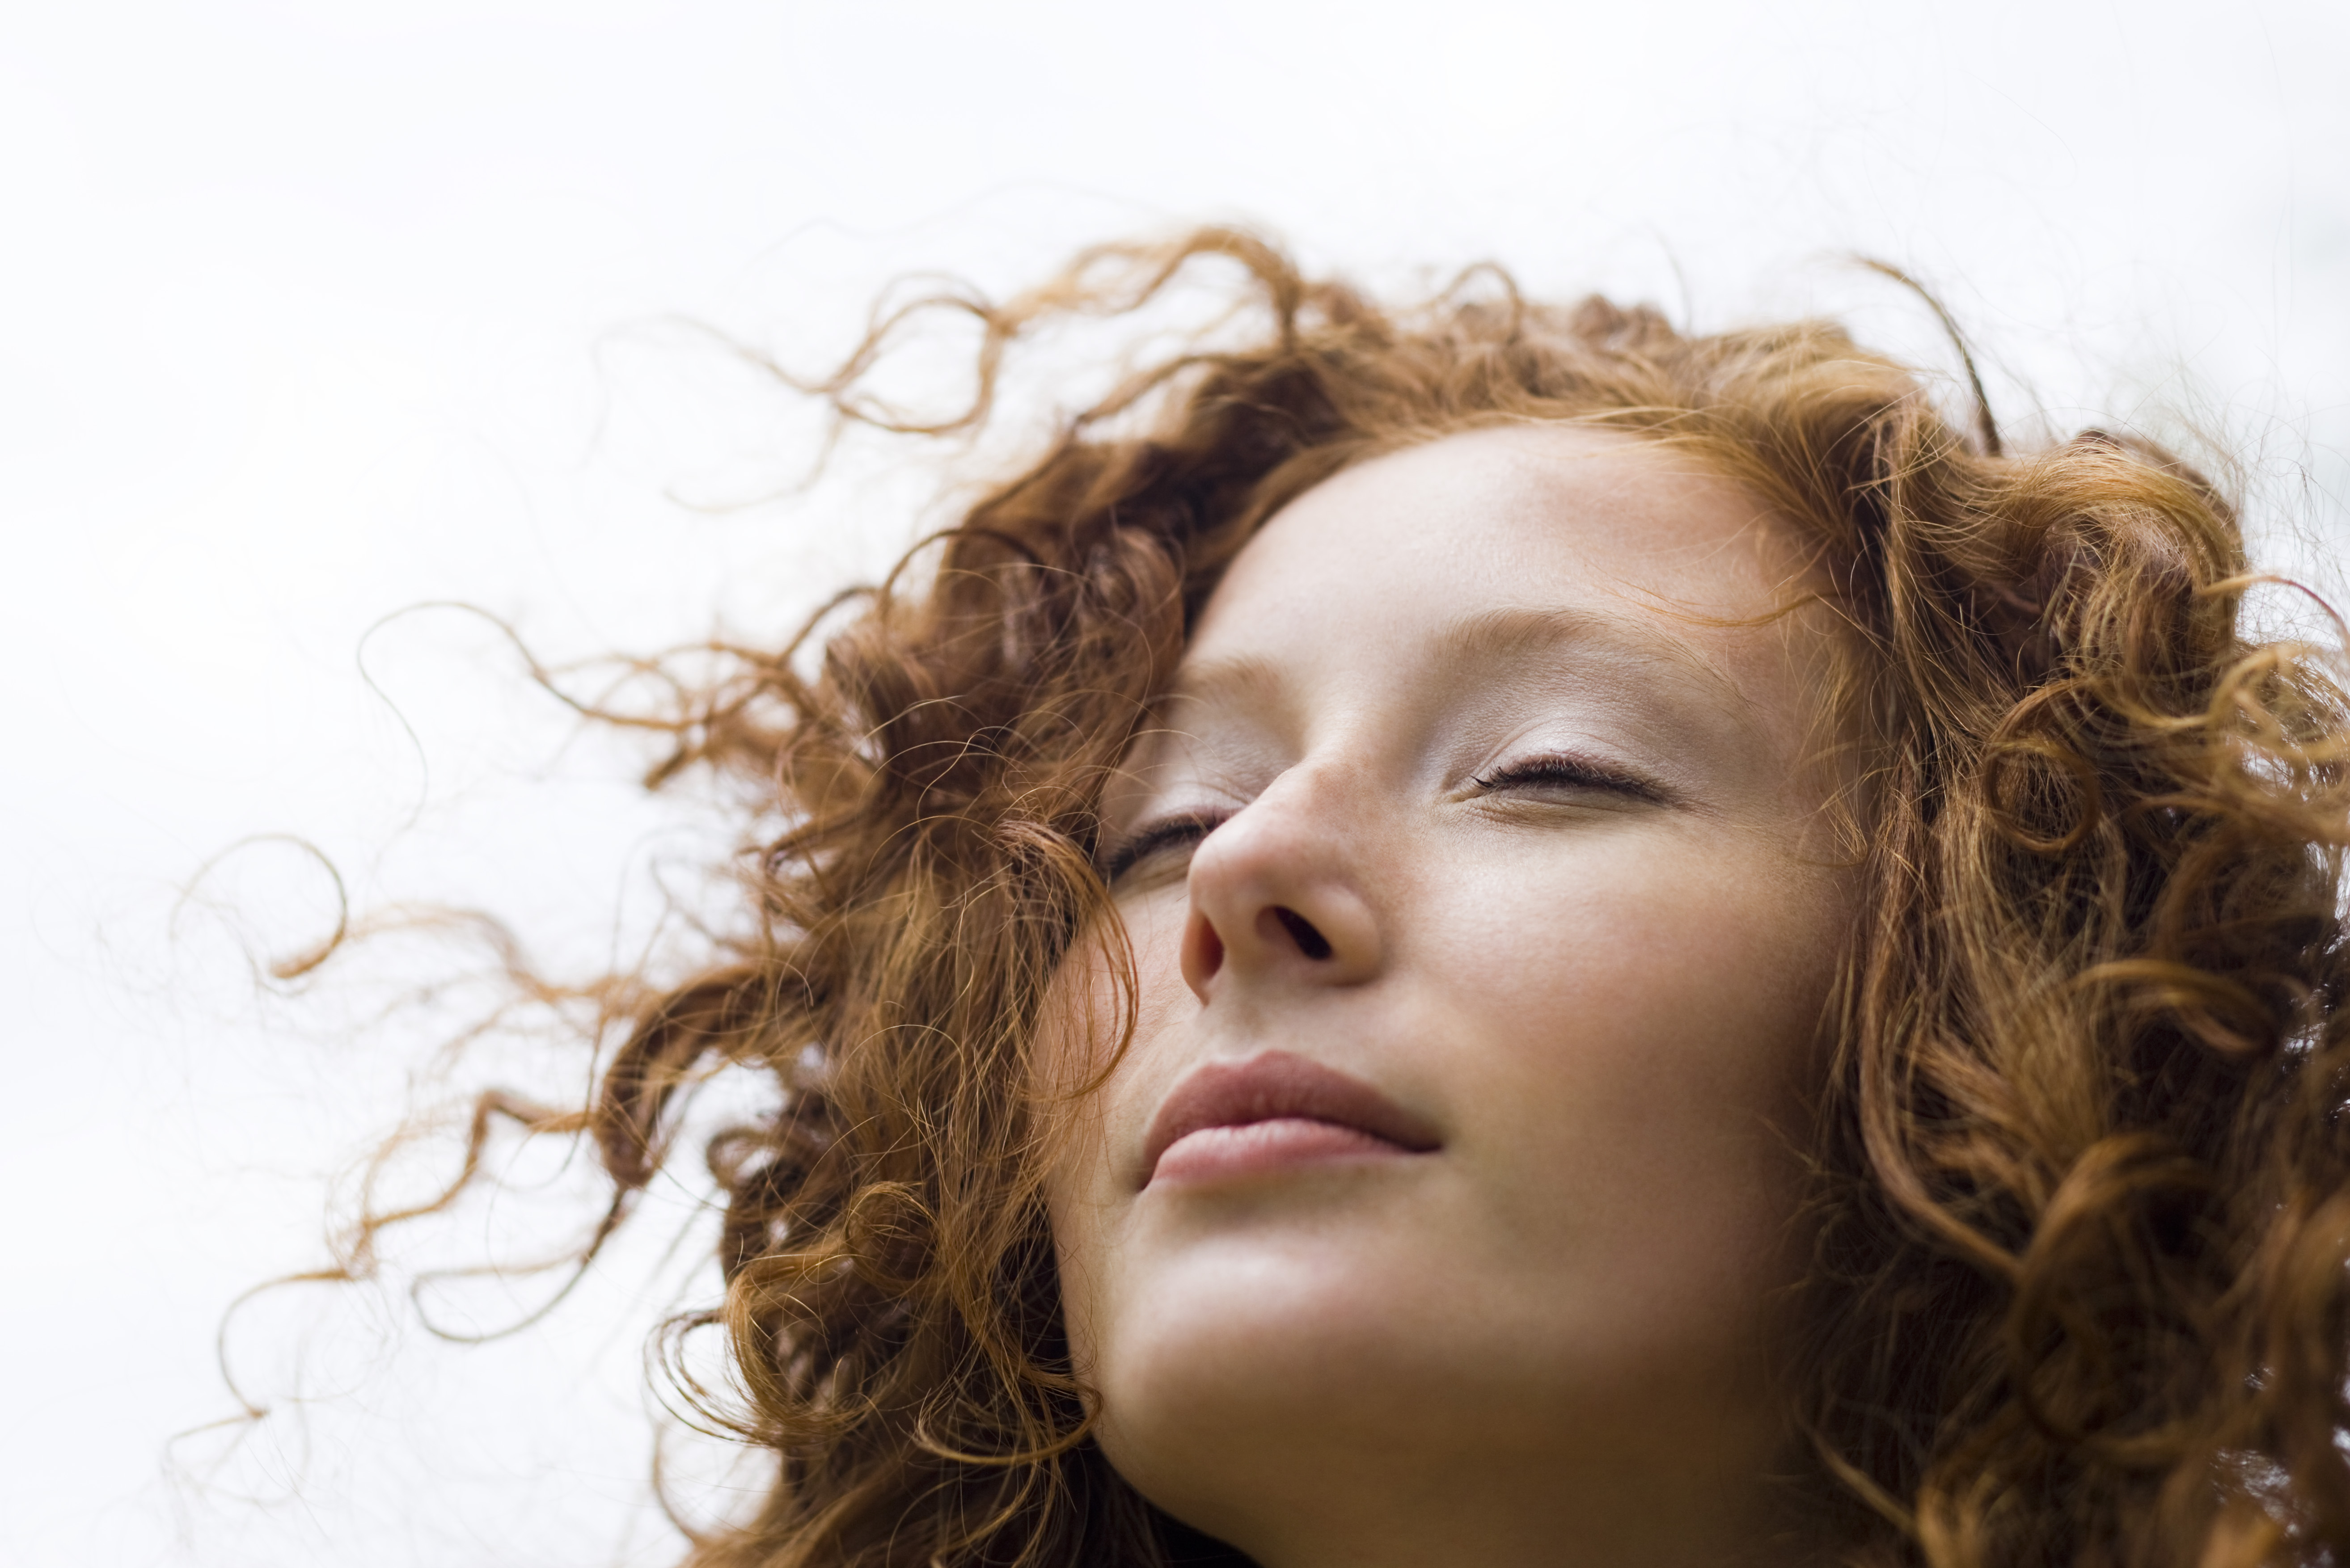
[
  {"x1": 1182, "y1": 913, "x2": 1227, "y2": 995},
  {"x1": 1272, "y1": 906, "x2": 1334, "y2": 961}
]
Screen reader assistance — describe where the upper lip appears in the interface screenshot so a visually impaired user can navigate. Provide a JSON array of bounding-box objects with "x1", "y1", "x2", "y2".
[{"x1": 1139, "y1": 1051, "x2": 1442, "y2": 1185}]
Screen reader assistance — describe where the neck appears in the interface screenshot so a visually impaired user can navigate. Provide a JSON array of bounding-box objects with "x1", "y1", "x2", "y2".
[{"x1": 1142, "y1": 1407, "x2": 1804, "y2": 1568}]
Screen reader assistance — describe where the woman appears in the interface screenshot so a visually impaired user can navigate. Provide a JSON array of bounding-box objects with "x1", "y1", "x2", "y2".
[{"x1": 366, "y1": 228, "x2": 2350, "y2": 1565}]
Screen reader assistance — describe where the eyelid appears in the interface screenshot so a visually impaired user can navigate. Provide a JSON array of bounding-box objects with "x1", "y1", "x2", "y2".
[
  {"x1": 1101, "y1": 751, "x2": 1671, "y2": 881},
  {"x1": 1099, "y1": 809, "x2": 1231, "y2": 884},
  {"x1": 1469, "y1": 751, "x2": 1675, "y2": 805}
]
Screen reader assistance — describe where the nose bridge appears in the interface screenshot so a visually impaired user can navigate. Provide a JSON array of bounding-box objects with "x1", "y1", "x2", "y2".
[
  {"x1": 1233, "y1": 748, "x2": 1354, "y2": 840},
  {"x1": 1180, "y1": 754, "x2": 1383, "y2": 999},
  {"x1": 1207, "y1": 750, "x2": 1366, "y2": 892}
]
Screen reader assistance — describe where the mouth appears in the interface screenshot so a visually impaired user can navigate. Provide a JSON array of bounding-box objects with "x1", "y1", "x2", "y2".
[{"x1": 1140, "y1": 1051, "x2": 1441, "y2": 1189}]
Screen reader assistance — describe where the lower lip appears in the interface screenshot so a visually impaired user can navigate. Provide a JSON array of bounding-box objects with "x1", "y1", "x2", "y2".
[{"x1": 1148, "y1": 1117, "x2": 1422, "y2": 1187}]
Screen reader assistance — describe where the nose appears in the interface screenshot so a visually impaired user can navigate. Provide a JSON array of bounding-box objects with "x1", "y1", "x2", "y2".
[{"x1": 1179, "y1": 765, "x2": 1384, "y2": 1003}]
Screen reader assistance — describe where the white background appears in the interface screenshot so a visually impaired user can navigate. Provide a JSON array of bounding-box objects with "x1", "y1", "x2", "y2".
[{"x1": 5, "y1": 3, "x2": 2346, "y2": 1564}]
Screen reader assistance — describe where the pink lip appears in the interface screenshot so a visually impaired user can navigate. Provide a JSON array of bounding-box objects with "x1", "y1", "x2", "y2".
[{"x1": 1140, "y1": 1052, "x2": 1441, "y2": 1189}]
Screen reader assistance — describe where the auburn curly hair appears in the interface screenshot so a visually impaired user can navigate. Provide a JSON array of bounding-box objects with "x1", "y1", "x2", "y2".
[{"x1": 345, "y1": 228, "x2": 2350, "y2": 1566}]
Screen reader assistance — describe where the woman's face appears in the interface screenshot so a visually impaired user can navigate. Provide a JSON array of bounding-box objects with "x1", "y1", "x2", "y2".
[{"x1": 1041, "y1": 425, "x2": 1855, "y2": 1568}]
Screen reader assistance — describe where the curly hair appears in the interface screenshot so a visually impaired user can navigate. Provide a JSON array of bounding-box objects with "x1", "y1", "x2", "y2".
[{"x1": 354, "y1": 228, "x2": 2350, "y2": 1566}]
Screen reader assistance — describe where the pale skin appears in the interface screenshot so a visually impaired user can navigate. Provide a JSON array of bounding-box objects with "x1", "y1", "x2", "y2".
[{"x1": 1040, "y1": 424, "x2": 1858, "y2": 1568}]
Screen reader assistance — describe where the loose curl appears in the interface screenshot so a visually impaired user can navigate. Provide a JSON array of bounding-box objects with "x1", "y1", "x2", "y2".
[{"x1": 347, "y1": 229, "x2": 2350, "y2": 1566}]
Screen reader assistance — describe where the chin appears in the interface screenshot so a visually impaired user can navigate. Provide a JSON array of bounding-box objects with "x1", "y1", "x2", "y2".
[{"x1": 1091, "y1": 1233, "x2": 1551, "y2": 1464}]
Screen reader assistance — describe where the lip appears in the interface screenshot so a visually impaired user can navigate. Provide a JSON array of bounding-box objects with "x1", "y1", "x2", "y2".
[{"x1": 1139, "y1": 1051, "x2": 1441, "y2": 1189}]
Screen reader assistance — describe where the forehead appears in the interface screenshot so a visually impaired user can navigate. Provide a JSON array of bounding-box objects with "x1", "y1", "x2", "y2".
[{"x1": 1182, "y1": 423, "x2": 1816, "y2": 713}]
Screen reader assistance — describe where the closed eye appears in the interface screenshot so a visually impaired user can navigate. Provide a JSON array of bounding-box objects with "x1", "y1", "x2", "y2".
[
  {"x1": 1100, "y1": 811, "x2": 1231, "y2": 885},
  {"x1": 1471, "y1": 754, "x2": 1674, "y2": 805}
]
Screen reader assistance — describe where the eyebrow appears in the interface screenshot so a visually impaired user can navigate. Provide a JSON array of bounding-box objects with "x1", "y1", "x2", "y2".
[
  {"x1": 1433, "y1": 603, "x2": 1749, "y2": 711},
  {"x1": 1161, "y1": 650, "x2": 1291, "y2": 718},
  {"x1": 1162, "y1": 602, "x2": 1751, "y2": 721}
]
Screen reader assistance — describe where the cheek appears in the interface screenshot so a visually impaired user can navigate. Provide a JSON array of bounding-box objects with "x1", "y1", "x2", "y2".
[
  {"x1": 1033, "y1": 941, "x2": 1117, "y2": 1382},
  {"x1": 1441, "y1": 822, "x2": 1841, "y2": 1077},
  {"x1": 1035, "y1": 896, "x2": 1196, "y2": 1366},
  {"x1": 1424, "y1": 832, "x2": 1843, "y2": 1337}
]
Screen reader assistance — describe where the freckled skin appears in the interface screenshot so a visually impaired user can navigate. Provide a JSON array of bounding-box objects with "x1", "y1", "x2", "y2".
[{"x1": 1041, "y1": 426, "x2": 1856, "y2": 1568}]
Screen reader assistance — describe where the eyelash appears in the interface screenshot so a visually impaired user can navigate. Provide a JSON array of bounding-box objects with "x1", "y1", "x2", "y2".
[
  {"x1": 1101, "y1": 756, "x2": 1663, "y2": 883},
  {"x1": 1100, "y1": 811, "x2": 1230, "y2": 884},
  {"x1": 1469, "y1": 754, "x2": 1668, "y2": 802}
]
